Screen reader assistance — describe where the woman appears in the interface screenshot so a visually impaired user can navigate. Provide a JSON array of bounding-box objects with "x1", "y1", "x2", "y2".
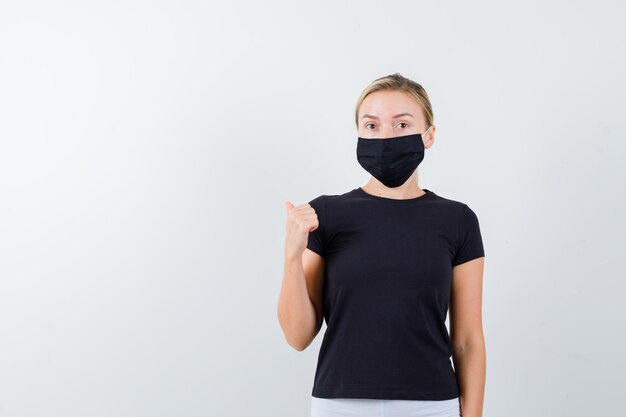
[{"x1": 277, "y1": 73, "x2": 486, "y2": 417}]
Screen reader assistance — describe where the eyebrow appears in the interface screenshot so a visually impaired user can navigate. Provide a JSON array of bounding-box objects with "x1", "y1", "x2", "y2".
[{"x1": 360, "y1": 112, "x2": 414, "y2": 120}]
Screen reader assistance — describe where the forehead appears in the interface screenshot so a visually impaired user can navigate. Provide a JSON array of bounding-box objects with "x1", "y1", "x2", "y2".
[{"x1": 359, "y1": 89, "x2": 423, "y2": 119}]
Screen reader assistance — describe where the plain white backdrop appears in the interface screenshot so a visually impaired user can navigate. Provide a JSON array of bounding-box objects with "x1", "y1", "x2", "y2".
[{"x1": 1, "y1": 1, "x2": 624, "y2": 416}]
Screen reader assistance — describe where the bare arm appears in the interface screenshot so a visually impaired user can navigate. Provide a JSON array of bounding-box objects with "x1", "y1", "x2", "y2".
[
  {"x1": 277, "y1": 201, "x2": 325, "y2": 351},
  {"x1": 450, "y1": 256, "x2": 486, "y2": 417},
  {"x1": 277, "y1": 249, "x2": 324, "y2": 351}
]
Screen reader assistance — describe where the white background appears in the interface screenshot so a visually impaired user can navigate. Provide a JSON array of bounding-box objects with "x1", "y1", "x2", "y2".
[{"x1": 1, "y1": 1, "x2": 624, "y2": 416}]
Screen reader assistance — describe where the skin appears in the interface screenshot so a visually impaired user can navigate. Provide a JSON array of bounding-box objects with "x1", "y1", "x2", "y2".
[{"x1": 277, "y1": 88, "x2": 486, "y2": 417}]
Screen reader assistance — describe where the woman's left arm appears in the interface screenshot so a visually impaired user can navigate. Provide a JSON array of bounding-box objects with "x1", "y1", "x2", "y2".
[{"x1": 450, "y1": 257, "x2": 486, "y2": 417}]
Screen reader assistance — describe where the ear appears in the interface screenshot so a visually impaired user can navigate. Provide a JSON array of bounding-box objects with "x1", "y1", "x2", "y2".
[{"x1": 424, "y1": 124, "x2": 435, "y2": 148}]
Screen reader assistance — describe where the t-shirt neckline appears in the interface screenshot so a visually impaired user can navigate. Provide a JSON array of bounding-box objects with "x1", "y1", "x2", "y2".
[{"x1": 355, "y1": 186, "x2": 436, "y2": 202}]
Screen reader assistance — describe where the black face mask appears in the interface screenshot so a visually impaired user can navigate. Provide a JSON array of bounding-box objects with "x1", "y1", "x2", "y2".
[{"x1": 356, "y1": 126, "x2": 432, "y2": 188}]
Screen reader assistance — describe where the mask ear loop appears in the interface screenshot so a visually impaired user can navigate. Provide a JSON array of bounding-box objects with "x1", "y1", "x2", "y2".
[{"x1": 423, "y1": 125, "x2": 432, "y2": 149}]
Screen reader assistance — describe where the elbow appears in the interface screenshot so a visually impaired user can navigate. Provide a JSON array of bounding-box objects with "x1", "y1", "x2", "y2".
[
  {"x1": 452, "y1": 335, "x2": 485, "y2": 354},
  {"x1": 290, "y1": 340, "x2": 307, "y2": 352},
  {"x1": 277, "y1": 309, "x2": 313, "y2": 352},
  {"x1": 284, "y1": 333, "x2": 311, "y2": 352}
]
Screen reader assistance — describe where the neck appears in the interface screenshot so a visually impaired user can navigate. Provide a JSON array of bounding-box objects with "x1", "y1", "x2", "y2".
[{"x1": 362, "y1": 175, "x2": 425, "y2": 199}]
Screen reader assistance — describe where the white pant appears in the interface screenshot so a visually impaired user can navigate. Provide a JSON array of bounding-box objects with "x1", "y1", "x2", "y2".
[{"x1": 310, "y1": 396, "x2": 461, "y2": 417}]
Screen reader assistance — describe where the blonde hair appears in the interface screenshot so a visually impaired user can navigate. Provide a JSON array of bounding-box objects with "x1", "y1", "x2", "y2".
[{"x1": 354, "y1": 72, "x2": 434, "y2": 129}]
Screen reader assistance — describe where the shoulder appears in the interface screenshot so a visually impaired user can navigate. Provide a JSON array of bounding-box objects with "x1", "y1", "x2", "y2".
[
  {"x1": 428, "y1": 191, "x2": 478, "y2": 216},
  {"x1": 427, "y1": 193, "x2": 485, "y2": 235},
  {"x1": 308, "y1": 189, "x2": 356, "y2": 210}
]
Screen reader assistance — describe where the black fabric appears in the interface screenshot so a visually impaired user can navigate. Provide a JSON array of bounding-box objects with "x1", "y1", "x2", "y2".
[{"x1": 306, "y1": 187, "x2": 485, "y2": 400}]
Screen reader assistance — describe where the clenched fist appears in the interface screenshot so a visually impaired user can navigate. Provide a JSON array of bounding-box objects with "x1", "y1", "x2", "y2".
[{"x1": 284, "y1": 200, "x2": 319, "y2": 259}]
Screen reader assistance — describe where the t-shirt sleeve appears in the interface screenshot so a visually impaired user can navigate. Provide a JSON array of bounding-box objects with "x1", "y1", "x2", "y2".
[
  {"x1": 306, "y1": 195, "x2": 327, "y2": 258},
  {"x1": 452, "y1": 204, "x2": 485, "y2": 266}
]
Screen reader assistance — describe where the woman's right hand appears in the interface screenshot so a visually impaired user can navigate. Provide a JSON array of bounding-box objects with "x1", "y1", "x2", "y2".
[{"x1": 284, "y1": 200, "x2": 319, "y2": 260}]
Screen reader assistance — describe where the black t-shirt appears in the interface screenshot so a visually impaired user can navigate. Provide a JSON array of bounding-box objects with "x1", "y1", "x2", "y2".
[{"x1": 306, "y1": 187, "x2": 485, "y2": 400}]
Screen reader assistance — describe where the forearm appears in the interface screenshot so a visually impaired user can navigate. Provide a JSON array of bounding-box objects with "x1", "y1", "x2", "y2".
[
  {"x1": 452, "y1": 341, "x2": 486, "y2": 417},
  {"x1": 277, "y1": 255, "x2": 318, "y2": 350}
]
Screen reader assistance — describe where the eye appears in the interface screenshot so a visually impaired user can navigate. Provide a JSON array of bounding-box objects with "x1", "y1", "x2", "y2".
[
  {"x1": 398, "y1": 122, "x2": 408, "y2": 128},
  {"x1": 365, "y1": 123, "x2": 375, "y2": 130}
]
